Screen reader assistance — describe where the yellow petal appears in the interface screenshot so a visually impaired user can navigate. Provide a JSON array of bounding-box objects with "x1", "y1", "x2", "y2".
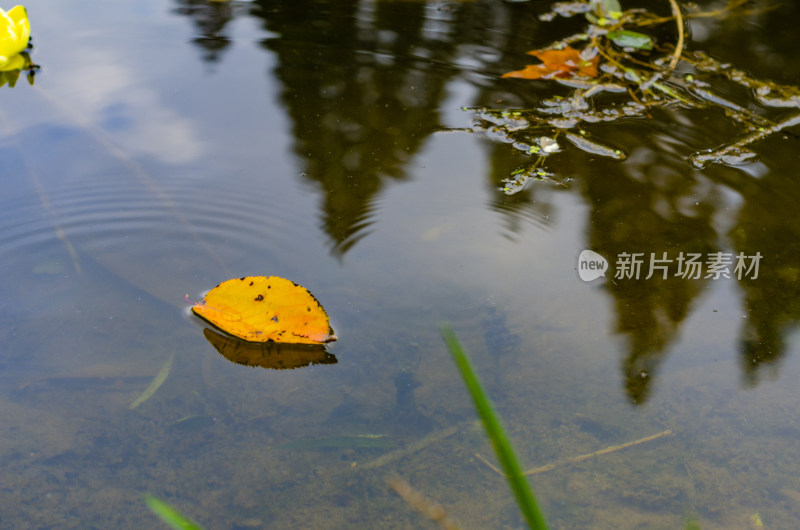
[
  {"x1": 7, "y1": 6, "x2": 29, "y2": 46},
  {"x1": 0, "y1": 9, "x2": 17, "y2": 43},
  {"x1": 0, "y1": 5, "x2": 29, "y2": 60},
  {"x1": 7, "y1": 6, "x2": 28, "y2": 24}
]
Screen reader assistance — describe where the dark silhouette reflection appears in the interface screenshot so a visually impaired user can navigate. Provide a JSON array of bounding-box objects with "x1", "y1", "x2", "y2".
[
  {"x1": 252, "y1": 0, "x2": 487, "y2": 254},
  {"x1": 729, "y1": 172, "x2": 800, "y2": 385},
  {"x1": 175, "y1": 0, "x2": 547, "y2": 251},
  {"x1": 255, "y1": 1, "x2": 441, "y2": 253},
  {"x1": 582, "y1": 148, "x2": 719, "y2": 404},
  {"x1": 172, "y1": 0, "x2": 238, "y2": 63}
]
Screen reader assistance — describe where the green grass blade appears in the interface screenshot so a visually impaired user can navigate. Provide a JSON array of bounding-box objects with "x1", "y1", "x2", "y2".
[
  {"x1": 441, "y1": 326, "x2": 548, "y2": 530},
  {"x1": 145, "y1": 493, "x2": 204, "y2": 530}
]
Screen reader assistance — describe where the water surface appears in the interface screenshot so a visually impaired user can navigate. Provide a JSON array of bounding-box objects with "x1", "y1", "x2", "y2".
[{"x1": 2, "y1": 1, "x2": 800, "y2": 528}]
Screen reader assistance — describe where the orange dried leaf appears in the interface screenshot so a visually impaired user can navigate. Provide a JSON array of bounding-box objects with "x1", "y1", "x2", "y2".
[
  {"x1": 503, "y1": 45, "x2": 599, "y2": 80},
  {"x1": 528, "y1": 47, "x2": 582, "y2": 69},
  {"x1": 502, "y1": 64, "x2": 553, "y2": 80},
  {"x1": 192, "y1": 276, "x2": 337, "y2": 344}
]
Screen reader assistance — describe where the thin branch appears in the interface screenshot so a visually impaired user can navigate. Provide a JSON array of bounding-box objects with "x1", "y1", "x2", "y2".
[
  {"x1": 474, "y1": 429, "x2": 673, "y2": 478},
  {"x1": 636, "y1": 0, "x2": 754, "y2": 26},
  {"x1": 667, "y1": 0, "x2": 684, "y2": 69},
  {"x1": 359, "y1": 424, "x2": 460, "y2": 470},
  {"x1": 388, "y1": 476, "x2": 462, "y2": 530},
  {"x1": 690, "y1": 112, "x2": 800, "y2": 168},
  {"x1": 524, "y1": 429, "x2": 672, "y2": 476},
  {"x1": 474, "y1": 452, "x2": 505, "y2": 478}
]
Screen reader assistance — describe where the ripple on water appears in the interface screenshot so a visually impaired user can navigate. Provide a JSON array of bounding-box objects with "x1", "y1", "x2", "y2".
[{"x1": 0, "y1": 176, "x2": 319, "y2": 303}]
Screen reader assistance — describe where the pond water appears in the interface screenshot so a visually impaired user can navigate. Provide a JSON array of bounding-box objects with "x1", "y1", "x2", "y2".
[{"x1": 3, "y1": 0, "x2": 800, "y2": 528}]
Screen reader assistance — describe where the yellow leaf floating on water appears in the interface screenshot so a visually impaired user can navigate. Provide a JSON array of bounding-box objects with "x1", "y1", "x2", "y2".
[{"x1": 191, "y1": 276, "x2": 337, "y2": 344}]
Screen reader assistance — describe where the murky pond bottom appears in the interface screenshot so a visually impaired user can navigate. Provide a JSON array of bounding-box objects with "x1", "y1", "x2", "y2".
[{"x1": 3, "y1": 0, "x2": 800, "y2": 528}]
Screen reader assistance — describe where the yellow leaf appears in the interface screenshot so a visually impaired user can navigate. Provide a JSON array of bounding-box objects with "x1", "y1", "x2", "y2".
[{"x1": 192, "y1": 276, "x2": 337, "y2": 344}]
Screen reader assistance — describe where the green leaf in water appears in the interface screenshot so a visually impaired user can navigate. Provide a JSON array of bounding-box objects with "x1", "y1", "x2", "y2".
[
  {"x1": 607, "y1": 30, "x2": 653, "y2": 50},
  {"x1": 145, "y1": 493, "x2": 204, "y2": 530},
  {"x1": 587, "y1": 0, "x2": 622, "y2": 25},
  {"x1": 564, "y1": 132, "x2": 627, "y2": 160}
]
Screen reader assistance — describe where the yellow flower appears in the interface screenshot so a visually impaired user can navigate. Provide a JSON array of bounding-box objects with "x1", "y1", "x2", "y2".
[{"x1": 0, "y1": 5, "x2": 30, "y2": 70}]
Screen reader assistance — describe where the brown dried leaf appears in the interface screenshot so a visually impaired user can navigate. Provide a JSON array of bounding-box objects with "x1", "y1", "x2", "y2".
[{"x1": 503, "y1": 45, "x2": 599, "y2": 80}]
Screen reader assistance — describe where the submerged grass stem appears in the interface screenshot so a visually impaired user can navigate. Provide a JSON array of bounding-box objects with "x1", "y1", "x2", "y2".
[
  {"x1": 129, "y1": 353, "x2": 174, "y2": 410},
  {"x1": 144, "y1": 493, "x2": 204, "y2": 530}
]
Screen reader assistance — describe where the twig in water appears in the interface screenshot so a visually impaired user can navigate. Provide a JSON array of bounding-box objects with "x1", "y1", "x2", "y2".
[
  {"x1": 667, "y1": 0, "x2": 684, "y2": 69},
  {"x1": 359, "y1": 424, "x2": 461, "y2": 470},
  {"x1": 475, "y1": 429, "x2": 673, "y2": 478},
  {"x1": 474, "y1": 452, "x2": 505, "y2": 478},
  {"x1": 388, "y1": 476, "x2": 461, "y2": 530},
  {"x1": 525, "y1": 429, "x2": 672, "y2": 476}
]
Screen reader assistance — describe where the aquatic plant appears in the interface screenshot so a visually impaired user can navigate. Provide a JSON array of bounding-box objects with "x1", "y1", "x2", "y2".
[
  {"x1": 458, "y1": 0, "x2": 800, "y2": 194},
  {"x1": 145, "y1": 494, "x2": 204, "y2": 530},
  {"x1": 441, "y1": 326, "x2": 548, "y2": 530}
]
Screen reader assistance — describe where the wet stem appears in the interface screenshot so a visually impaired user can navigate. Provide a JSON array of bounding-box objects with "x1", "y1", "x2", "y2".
[{"x1": 441, "y1": 326, "x2": 549, "y2": 530}]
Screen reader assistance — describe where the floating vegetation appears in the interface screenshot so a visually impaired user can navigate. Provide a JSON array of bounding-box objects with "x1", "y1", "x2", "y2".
[
  {"x1": 563, "y1": 131, "x2": 626, "y2": 160},
  {"x1": 452, "y1": 0, "x2": 800, "y2": 194},
  {"x1": 690, "y1": 112, "x2": 800, "y2": 169}
]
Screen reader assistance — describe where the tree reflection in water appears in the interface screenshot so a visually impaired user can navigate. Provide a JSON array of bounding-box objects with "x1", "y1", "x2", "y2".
[{"x1": 173, "y1": 0, "x2": 800, "y2": 402}]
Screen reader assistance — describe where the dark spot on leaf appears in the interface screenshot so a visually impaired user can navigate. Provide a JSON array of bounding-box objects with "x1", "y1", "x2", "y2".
[
  {"x1": 249, "y1": 281, "x2": 254, "y2": 286},
  {"x1": 239, "y1": 277, "x2": 245, "y2": 281},
  {"x1": 254, "y1": 294, "x2": 264, "y2": 301},
  {"x1": 307, "y1": 306, "x2": 311, "y2": 312},
  {"x1": 271, "y1": 316, "x2": 279, "y2": 323}
]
